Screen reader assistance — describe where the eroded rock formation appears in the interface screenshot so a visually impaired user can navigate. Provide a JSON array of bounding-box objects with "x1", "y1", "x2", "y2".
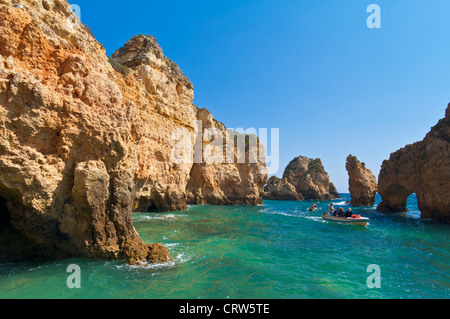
[
  {"x1": 0, "y1": 1, "x2": 268, "y2": 263},
  {"x1": 263, "y1": 176, "x2": 303, "y2": 201},
  {"x1": 346, "y1": 155, "x2": 378, "y2": 206},
  {"x1": 377, "y1": 104, "x2": 450, "y2": 223},
  {"x1": 264, "y1": 156, "x2": 339, "y2": 201},
  {"x1": 186, "y1": 108, "x2": 268, "y2": 206}
]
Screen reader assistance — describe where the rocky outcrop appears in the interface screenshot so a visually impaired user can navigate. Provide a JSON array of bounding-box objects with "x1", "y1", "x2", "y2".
[
  {"x1": 263, "y1": 176, "x2": 303, "y2": 201},
  {"x1": 0, "y1": 1, "x2": 267, "y2": 263},
  {"x1": 346, "y1": 155, "x2": 378, "y2": 206},
  {"x1": 377, "y1": 104, "x2": 450, "y2": 223},
  {"x1": 263, "y1": 156, "x2": 339, "y2": 201},
  {"x1": 283, "y1": 156, "x2": 339, "y2": 200}
]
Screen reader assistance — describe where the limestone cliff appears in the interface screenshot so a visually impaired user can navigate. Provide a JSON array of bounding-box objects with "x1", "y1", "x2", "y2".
[
  {"x1": 377, "y1": 104, "x2": 450, "y2": 223},
  {"x1": 186, "y1": 108, "x2": 268, "y2": 206},
  {"x1": 111, "y1": 34, "x2": 197, "y2": 213},
  {"x1": 0, "y1": 1, "x2": 268, "y2": 263},
  {"x1": 264, "y1": 156, "x2": 339, "y2": 201},
  {"x1": 346, "y1": 155, "x2": 378, "y2": 206}
]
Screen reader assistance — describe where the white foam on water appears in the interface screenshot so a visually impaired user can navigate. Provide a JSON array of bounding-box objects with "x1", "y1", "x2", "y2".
[
  {"x1": 165, "y1": 243, "x2": 180, "y2": 248},
  {"x1": 303, "y1": 216, "x2": 323, "y2": 222},
  {"x1": 28, "y1": 265, "x2": 47, "y2": 272},
  {"x1": 332, "y1": 201, "x2": 349, "y2": 206},
  {"x1": 264, "y1": 209, "x2": 319, "y2": 219},
  {"x1": 263, "y1": 210, "x2": 296, "y2": 218},
  {"x1": 187, "y1": 204, "x2": 206, "y2": 208},
  {"x1": 294, "y1": 208, "x2": 316, "y2": 214},
  {"x1": 175, "y1": 252, "x2": 192, "y2": 264},
  {"x1": 118, "y1": 261, "x2": 176, "y2": 271},
  {"x1": 133, "y1": 214, "x2": 187, "y2": 222}
]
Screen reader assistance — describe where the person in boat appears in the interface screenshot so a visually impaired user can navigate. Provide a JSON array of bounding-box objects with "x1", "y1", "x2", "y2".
[
  {"x1": 329, "y1": 203, "x2": 335, "y2": 213},
  {"x1": 333, "y1": 209, "x2": 339, "y2": 217},
  {"x1": 338, "y1": 208, "x2": 345, "y2": 218},
  {"x1": 345, "y1": 208, "x2": 353, "y2": 218}
]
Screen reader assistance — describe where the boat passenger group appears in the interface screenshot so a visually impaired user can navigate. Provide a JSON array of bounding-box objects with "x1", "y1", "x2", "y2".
[
  {"x1": 308, "y1": 203, "x2": 361, "y2": 219},
  {"x1": 325, "y1": 203, "x2": 353, "y2": 218}
]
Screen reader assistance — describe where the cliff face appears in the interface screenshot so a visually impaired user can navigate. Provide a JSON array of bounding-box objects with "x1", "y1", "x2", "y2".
[
  {"x1": 0, "y1": 1, "x2": 268, "y2": 263},
  {"x1": 346, "y1": 155, "x2": 378, "y2": 206},
  {"x1": 112, "y1": 35, "x2": 269, "y2": 209},
  {"x1": 111, "y1": 34, "x2": 197, "y2": 213},
  {"x1": 186, "y1": 108, "x2": 268, "y2": 206},
  {"x1": 377, "y1": 104, "x2": 450, "y2": 223},
  {"x1": 264, "y1": 156, "x2": 339, "y2": 201}
]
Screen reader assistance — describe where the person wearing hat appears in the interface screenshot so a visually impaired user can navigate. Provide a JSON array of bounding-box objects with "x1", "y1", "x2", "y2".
[{"x1": 345, "y1": 208, "x2": 353, "y2": 218}]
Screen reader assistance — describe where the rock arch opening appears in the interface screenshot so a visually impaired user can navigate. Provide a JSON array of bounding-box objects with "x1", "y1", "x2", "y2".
[
  {"x1": 404, "y1": 193, "x2": 422, "y2": 216},
  {"x1": 377, "y1": 183, "x2": 413, "y2": 213}
]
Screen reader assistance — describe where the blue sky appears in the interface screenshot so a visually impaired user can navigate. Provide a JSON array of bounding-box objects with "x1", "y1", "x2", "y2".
[{"x1": 73, "y1": 0, "x2": 450, "y2": 192}]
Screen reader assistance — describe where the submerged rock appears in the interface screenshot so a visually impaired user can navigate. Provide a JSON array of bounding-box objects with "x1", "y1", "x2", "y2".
[
  {"x1": 0, "y1": 1, "x2": 267, "y2": 263},
  {"x1": 263, "y1": 156, "x2": 339, "y2": 201},
  {"x1": 377, "y1": 104, "x2": 450, "y2": 223},
  {"x1": 346, "y1": 155, "x2": 378, "y2": 206}
]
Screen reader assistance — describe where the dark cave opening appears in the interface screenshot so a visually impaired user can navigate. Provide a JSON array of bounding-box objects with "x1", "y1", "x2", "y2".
[
  {"x1": 0, "y1": 195, "x2": 52, "y2": 262},
  {"x1": 146, "y1": 203, "x2": 158, "y2": 213},
  {"x1": 0, "y1": 196, "x2": 11, "y2": 231}
]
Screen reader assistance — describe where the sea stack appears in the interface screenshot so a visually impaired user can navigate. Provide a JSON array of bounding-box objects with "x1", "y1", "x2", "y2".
[
  {"x1": 346, "y1": 155, "x2": 378, "y2": 206},
  {"x1": 377, "y1": 104, "x2": 450, "y2": 223},
  {"x1": 0, "y1": 1, "x2": 267, "y2": 263},
  {"x1": 264, "y1": 156, "x2": 339, "y2": 201}
]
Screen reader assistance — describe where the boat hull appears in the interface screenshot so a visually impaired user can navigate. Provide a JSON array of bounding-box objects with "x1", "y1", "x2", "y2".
[{"x1": 322, "y1": 215, "x2": 370, "y2": 227}]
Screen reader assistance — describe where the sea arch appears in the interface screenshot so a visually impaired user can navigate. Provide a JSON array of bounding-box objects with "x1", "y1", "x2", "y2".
[{"x1": 377, "y1": 183, "x2": 414, "y2": 213}]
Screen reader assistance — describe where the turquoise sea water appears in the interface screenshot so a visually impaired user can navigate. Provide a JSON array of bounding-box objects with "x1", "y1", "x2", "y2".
[{"x1": 0, "y1": 194, "x2": 449, "y2": 299}]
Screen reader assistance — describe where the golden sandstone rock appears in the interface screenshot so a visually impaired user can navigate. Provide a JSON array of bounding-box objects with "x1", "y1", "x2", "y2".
[
  {"x1": 264, "y1": 156, "x2": 339, "y2": 201},
  {"x1": 377, "y1": 104, "x2": 450, "y2": 223},
  {"x1": 346, "y1": 155, "x2": 378, "y2": 207},
  {"x1": 0, "y1": 1, "x2": 267, "y2": 263}
]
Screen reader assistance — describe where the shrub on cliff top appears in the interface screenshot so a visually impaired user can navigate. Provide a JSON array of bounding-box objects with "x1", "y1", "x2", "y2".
[{"x1": 108, "y1": 56, "x2": 130, "y2": 76}]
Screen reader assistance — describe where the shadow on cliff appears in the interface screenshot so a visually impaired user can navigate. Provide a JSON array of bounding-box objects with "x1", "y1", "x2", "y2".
[{"x1": 0, "y1": 195, "x2": 54, "y2": 263}]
